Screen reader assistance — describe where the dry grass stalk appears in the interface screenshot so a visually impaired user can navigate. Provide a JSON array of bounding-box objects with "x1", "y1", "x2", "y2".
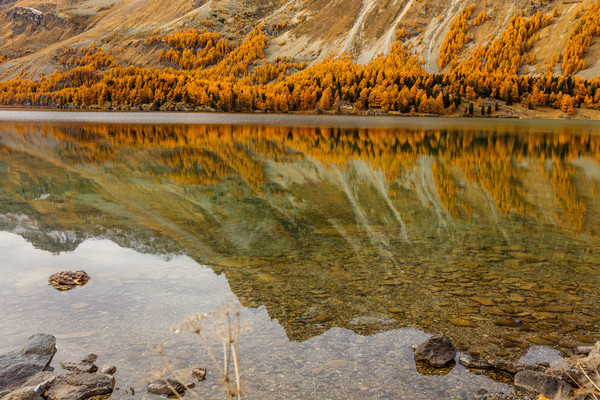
[{"x1": 154, "y1": 305, "x2": 243, "y2": 399}]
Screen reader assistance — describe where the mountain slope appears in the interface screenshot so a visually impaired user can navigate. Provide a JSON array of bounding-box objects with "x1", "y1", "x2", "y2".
[{"x1": 0, "y1": 0, "x2": 598, "y2": 78}]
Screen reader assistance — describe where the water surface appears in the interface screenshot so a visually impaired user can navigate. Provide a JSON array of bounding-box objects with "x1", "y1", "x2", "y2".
[{"x1": 1, "y1": 111, "x2": 600, "y2": 399}]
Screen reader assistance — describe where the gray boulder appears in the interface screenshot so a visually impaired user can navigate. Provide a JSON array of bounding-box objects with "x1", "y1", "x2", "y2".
[
  {"x1": 414, "y1": 334, "x2": 457, "y2": 367},
  {"x1": 45, "y1": 373, "x2": 114, "y2": 400},
  {"x1": 514, "y1": 370, "x2": 573, "y2": 400},
  {"x1": 0, "y1": 334, "x2": 57, "y2": 393},
  {"x1": 1, "y1": 388, "x2": 43, "y2": 400},
  {"x1": 21, "y1": 371, "x2": 58, "y2": 394}
]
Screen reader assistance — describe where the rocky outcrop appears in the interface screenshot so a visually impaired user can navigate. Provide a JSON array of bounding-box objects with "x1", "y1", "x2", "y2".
[
  {"x1": 514, "y1": 370, "x2": 573, "y2": 400},
  {"x1": 48, "y1": 271, "x2": 90, "y2": 291},
  {"x1": 0, "y1": 334, "x2": 57, "y2": 395},
  {"x1": 5, "y1": 7, "x2": 65, "y2": 33},
  {"x1": 414, "y1": 334, "x2": 457, "y2": 368}
]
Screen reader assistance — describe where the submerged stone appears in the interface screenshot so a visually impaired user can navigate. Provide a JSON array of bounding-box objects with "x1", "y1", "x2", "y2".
[
  {"x1": 147, "y1": 378, "x2": 186, "y2": 397},
  {"x1": 448, "y1": 317, "x2": 477, "y2": 327},
  {"x1": 414, "y1": 334, "x2": 457, "y2": 368},
  {"x1": 514, "y1": 370, "x2": 573, "y2": 400}
]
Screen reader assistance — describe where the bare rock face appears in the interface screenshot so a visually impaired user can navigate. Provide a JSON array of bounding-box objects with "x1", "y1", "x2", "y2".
[
  {"x1": 45, "y1": 373, "x2": 115, "y2": 400},
  {"x1": 5, "y1": 7, "x2": 65, "y2": 33},
  {"x1": 0, "y1": 334, "x2": 57, "y2": 394},
  {"x1": 514, "y1": 370, "x2": 573, "y2": 400},
  {"x1": 48, "y1": 271, "x2": 90, "y2": 291},
  {"x1": 414, "y1": 334, "x2": 457, "y2": 368}
]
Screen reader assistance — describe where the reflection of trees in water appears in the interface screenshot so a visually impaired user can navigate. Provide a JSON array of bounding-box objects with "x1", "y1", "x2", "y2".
[
  {"x1": 3, "y1": 122, "x2": 597, "y2": 231},
  {"x1": 1, "y1": 122, "x2": 600, "y2": 357}
]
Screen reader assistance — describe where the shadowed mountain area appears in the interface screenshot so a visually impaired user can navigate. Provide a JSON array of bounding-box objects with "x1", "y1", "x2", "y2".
[{"x1": 1, "y1": 120, "x2": 599, "y2": 360}]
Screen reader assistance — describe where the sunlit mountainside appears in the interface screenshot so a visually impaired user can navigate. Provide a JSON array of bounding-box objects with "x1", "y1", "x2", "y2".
[{"x1": 3, "y1": 0, "x2": 600, "y2": 116}]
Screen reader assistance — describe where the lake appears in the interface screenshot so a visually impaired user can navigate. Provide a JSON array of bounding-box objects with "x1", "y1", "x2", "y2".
[{"x1": 1, "y1": 111, "x2": 599, "y2": 399}]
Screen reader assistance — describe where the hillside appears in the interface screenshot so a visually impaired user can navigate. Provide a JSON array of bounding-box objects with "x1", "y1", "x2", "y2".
[
  {"x1": 2, "y1": 0, "x2": 600, "y2": 116},
  {"x1": 0, "y1": 0, "x2": 594, "y2": 76}
]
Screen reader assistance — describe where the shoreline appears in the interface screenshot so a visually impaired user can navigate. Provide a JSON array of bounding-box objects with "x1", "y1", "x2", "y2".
[
  {"x1": 4, "y1": 98, "x2": 600, "y2": 122},
  {"x1": 2, "y1": 109, "x2": 600, "y2": 131}
]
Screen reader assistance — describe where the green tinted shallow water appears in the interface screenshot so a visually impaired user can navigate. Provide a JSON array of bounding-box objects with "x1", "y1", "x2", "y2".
[{"x1": 1, "y1": 111, "x2": 600, "y2": 399}]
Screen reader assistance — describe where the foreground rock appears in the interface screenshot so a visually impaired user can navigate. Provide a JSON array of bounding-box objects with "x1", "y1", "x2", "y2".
[
  {"x1": 147, "y1": 378, "x2": 187, "y2": 397},
  {"x1": 99, "y1": 365, "x2": 117, "y2": 375},
  {"x1": 487, "y1": 359, "x2": 545, "y2": 375},
  {"x1": 0, "y1": 334, "x2": 57, "y2": 394},
  {"x1": 45, "y1": 373, "x2": 115, "y2": 400},
  {"x1": 191, "y1": 368, "x2": 206, "y2": 381},
  {"x1": 59, "y1": 354, "x2": 99, "y2": 374},
  {"x1": 414, "y1": 334, "x2": 457, "y2": 367},
  {"x1": 459, "y1": 355, "x2": 492, "y2": 370},
  {"x1": 0, "y1": 372, "x2": 58, "y2": 400},
  {"x1": 514, "y1": 370, "x2": 573, "y2": 400},
  {"x1": 2, "y1": 387, "x2": 43, "y2": 400},
  {"x1": 574, "y1": 341, "x2": 600, "y2": 371},
  {"x1": 48, "y1": 271, "x2": 90, "y2": 291}
]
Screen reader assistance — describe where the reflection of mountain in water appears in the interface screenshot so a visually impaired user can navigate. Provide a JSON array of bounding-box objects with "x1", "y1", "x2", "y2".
[{"x1": 1, "y1": 121, "x2": 600, "y2": 359}]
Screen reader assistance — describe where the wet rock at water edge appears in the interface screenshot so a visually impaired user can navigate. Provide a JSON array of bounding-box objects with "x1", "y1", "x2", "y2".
[
  {"x1": 414, "y1": 333, "x2": 457, "y2": 368},
  {"x1": 574, "y1": 341, "x2": 600, "y2": 371},
  {"x1": 81, "y1": 354, "x2": 97, "y2": 363},
  {"x1": 191, "y1": 368, "x2": 206, "y2": 381},
  {"x1": 487, "y1": 359, "x2": 545, "y2": 375},
  {"x1": 60, "y1": 354, "x2": 99, "y2": 373},
  {"x1": 4, "y1": 370, "x2": 59, "y2": 399},
  {"x1": 45, "y1": 372, "x2": 115, "y2": 400},
  {"x1": 459, "y1": 355, "x2": 492, "y2": 370},
  {"x1": 514, "y1": 370, "x2": 573, "y2": 400},
  {"x1": 59, "y1": 361, "x2": 97, "y2": 373},
  {"x1": 147, "y1": 378, "x2": 187, "y2": 397},
  {"x1": 474, "y1": 388, "x2": 521, "y2": 400},
  {"x1": 0, "y1": 334, "x2": 57, "y2": 393},
  {"x1": 100, "y1": 365, "x2": 117, "y2": 375},
  {"x1": 574, "y1": 346, "x2": 594, "y2": 355},
  {"x1": 1, "y1": 387, "x2": 44, "y2": 400},
  {"x1": 48, "y1": 271, "x2": 90, "y2": 291}
]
